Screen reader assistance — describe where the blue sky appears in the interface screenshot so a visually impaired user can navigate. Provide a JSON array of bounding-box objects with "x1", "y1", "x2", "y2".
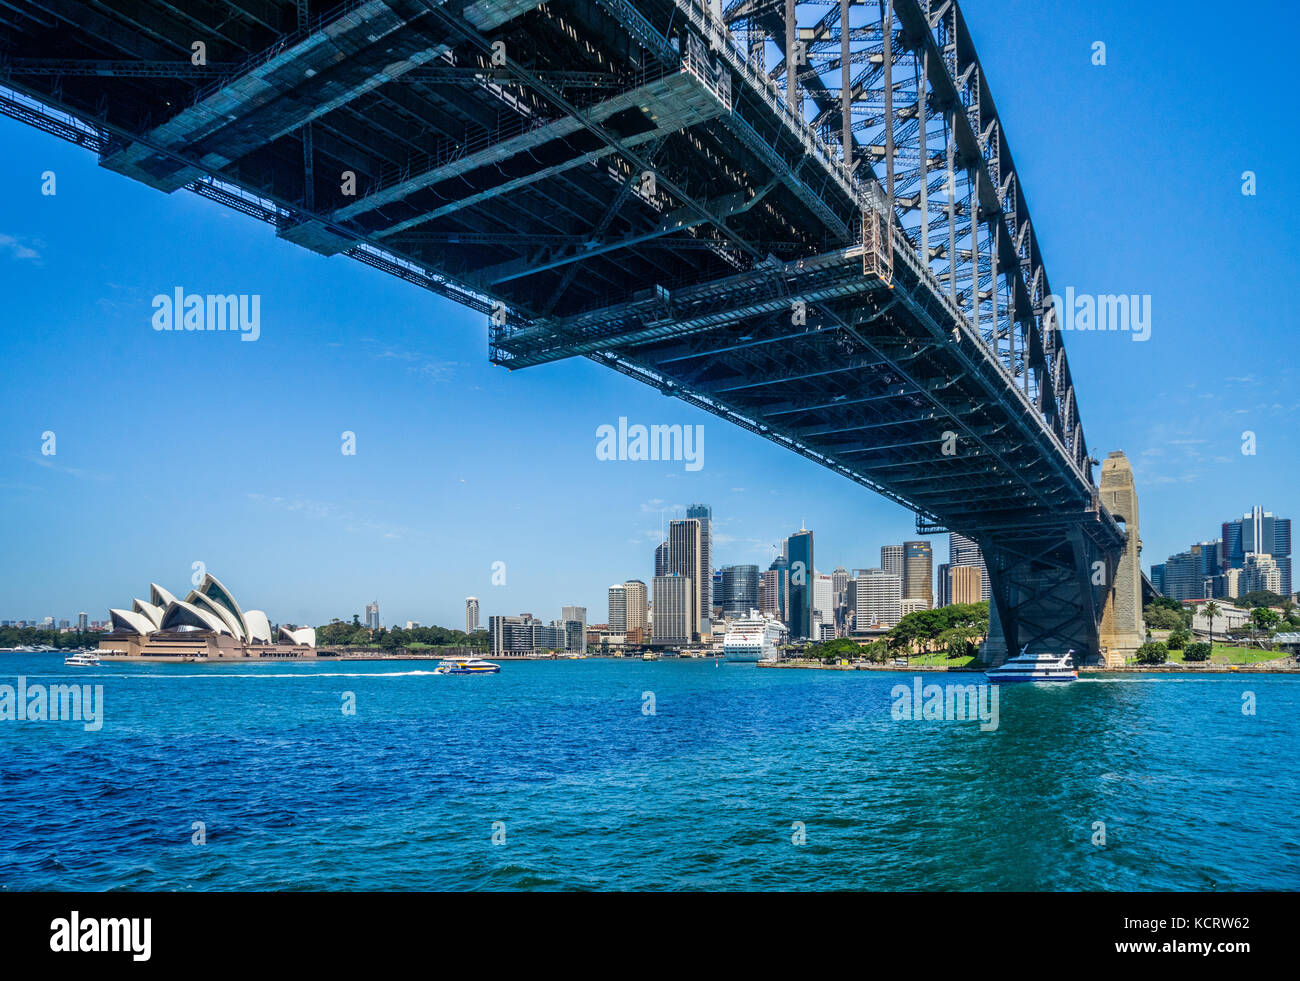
[{"x1": 1, "y1": 0, "x2": 1296, "y2": 628}]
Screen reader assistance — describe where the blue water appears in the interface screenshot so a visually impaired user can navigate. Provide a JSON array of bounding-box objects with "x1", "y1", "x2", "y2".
[{"x1": 1, "y1": 654, "x2": 1297, "y2": 891}]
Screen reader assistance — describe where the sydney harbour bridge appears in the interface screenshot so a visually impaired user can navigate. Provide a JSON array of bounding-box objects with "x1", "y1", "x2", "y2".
[{"x1": 0, "y1": 0, "x2": 1145, "y2": 663}]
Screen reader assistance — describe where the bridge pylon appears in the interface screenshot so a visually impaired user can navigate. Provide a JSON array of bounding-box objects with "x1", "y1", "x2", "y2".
[{"x1": 978, "y1": 451, "x2": 1140, "y2": 668}]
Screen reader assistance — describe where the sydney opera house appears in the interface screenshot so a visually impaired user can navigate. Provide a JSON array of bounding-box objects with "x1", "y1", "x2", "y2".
[{"x1": 100, "y1": 573, "x2": 332, "y2": 660}]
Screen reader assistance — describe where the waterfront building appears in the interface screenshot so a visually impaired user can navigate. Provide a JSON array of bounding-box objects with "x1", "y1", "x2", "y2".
[
  {"x1": 686, "y1": 504, "x2": 714, "y2": 634},
  {"x1": 1161, "y1": 542, "x2": 1219, "y2": 601},
  {"x1": 949, "y1": 532, "x2": 991, "y2": 601},
  {"x1": 720, "y1": 564, "x2": 760, "y2": 618},
  {"x1": 903, "y1": 541, "x2": 934, "y2": 609},
  {"x1": 668, "y1": 518, "x2": 703, "y2": 640},
  {"x1": 77, "y1": 612, "x2": 88, "y2": 632},
  {"x1": 608, "y1": 584, "x2": 627, "y2": 632},
  {"x1": 465, "y1": 596, "x2": 480, "y2": 633},
  {"x1": 99, "y1": 573, "x2": 319, "y2": 658},
  {"x1": 786, "y1": 527, "x2": 815, "y2": 639},
  {"x1": 490, "y1": 612, "x2": 584, "y2": 656},
  {"x1": 851, "y1": 568, "x2": 903, "y2": 630},
  {"x1": 652, "y1": 574, "x2": 692, "y2": 645},
  {"x1": 365, "y1": 601, "x2": 380, "y2": 630},
  {"x1": 760, "y1": 568, "x2": 781, "y2": 618},
  {"x1": 624, "y1": 580, "x2": 648, "y2": 636}
]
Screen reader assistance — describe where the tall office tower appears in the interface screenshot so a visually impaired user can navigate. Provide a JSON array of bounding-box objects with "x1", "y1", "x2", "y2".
[
  {"x1": 608, "y1": 584, "x2": 628, "y2": 632},
  {"x1": 77, "y1": 612, "x2": 88, "y2": 632},
  {"x1": 936, "y1": 562, "x2": 952, "y2": 607},
  {"x1": 767, "y1": 554, "x2": 790, "y2": 622},
  {"x1": 652, "y1": 574, "x2": 692, "y2": 645},
  {"x1": 948, "y1": 532, "x2": 991, "y2": 601},
  {"x1": 465, "y1": 597, "x2": 480, "y2": 633},
  {"x1": 720, "y1": 564, "x2": 760, "y2": 617},
  {"x1": 686, "y1": 504, "x2": 713, "y2": 633},
  {"x1": 1162, "y1": 542, "x2": 1218, "y2": 601},
  {"x1": 561, "y1": 605, "x2": 587, "y2": 646},
  {"x1": 760, "y1": 569, "x2": 782, "y2": 617},
  {"x1": 786, "y1": 527, "x2": 814, "y2": 639},
  {"x1": 1223, "y1": 506, "x2": 1291, "y2": 596},
  {"x1": 832, "y1": 567, "x2": 850, "y2": 635},
  {"x1": 654, "y1": 540, "x2": 670, "y2": 578},
  {"x1": 1150, "y1": 563, "x2": 1166, "y2": 595},
  {"x1": 623, "y1": 580, "x2": 648, "y2": 636},
  {"x1": 880, "y1": 545, "x2": 904, "y2": 578},
  {"x1": 852, "y1": 569, "x2": 903, "y2": 630},
  {"x1": 812, "y1": 572, "x2": 834, "y2": 636},
  {"x1": 902, "y1": 541, "x2": 934, "y2": 609},
  {"x1": 947, "y1": 565, "x2": 983, "y2": 605},
  {"x1": 668, "y1": 518, "x2": 703, "y2": 639},
  {"x1": 365, "y1": 601, "x2": 380, "y2": 630}
]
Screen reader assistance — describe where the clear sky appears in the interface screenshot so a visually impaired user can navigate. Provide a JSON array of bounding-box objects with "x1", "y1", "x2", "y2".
[{"x1": 1, "y1": 0, "x2": 1295, "y2": 628}]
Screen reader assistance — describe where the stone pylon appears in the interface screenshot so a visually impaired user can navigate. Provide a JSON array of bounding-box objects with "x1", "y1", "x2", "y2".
[{"x1": 1098, "y1": 451, "x2": 1144, "y2": 665}]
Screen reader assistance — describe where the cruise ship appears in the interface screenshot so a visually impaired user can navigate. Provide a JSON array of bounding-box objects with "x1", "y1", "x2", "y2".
[
  {"x1": 984, "y1": 646, "x2": 1077, "y2": 683},
  {"x1": 723, "y1": 611, "x2": 788, "y2": 663}
]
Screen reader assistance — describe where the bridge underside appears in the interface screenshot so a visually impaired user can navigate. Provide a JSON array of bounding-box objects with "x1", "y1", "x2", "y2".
[{"x1": 0, "y1": 0, "x2": 1130, "y2": 659}]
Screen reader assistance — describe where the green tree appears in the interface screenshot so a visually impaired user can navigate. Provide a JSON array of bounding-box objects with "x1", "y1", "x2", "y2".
[
  {"x1": 1202, "y1": 600, "x2": 1221, "y2": 648},
  {"x1": 1183, "y1": 642, "x2": 1211, "y2": 662},
  {"x1": 1136, "y1": 641, "x2": 1168, "y2": 665},
  {"x1": 1166, "y1": 626, "x2": 1190, "y2": 650}
]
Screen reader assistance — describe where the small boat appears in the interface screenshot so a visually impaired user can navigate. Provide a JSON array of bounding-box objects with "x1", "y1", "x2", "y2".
[
  {"x1": 64, "y1": 651, "x2": 102, "y2": 667},
  {"x1": 984, "y1": 646, "x2": 1077, "y2": 683},
  {"x1": 434, "y1": 657, "x2": 500, "y2": 675}
]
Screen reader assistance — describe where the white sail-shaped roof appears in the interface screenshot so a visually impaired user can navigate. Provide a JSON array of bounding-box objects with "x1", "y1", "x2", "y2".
[
  {"x1": 243, "y1": 610, "x2": 273, "y2": 644},
  {"x1": 110, "y1": 608, "x2": 156, "y2": 634},
  {"x1": 159, "y1": 599, "x2": 231, "y2": 635},
  {"x1": 132, "y1": 598, "x2": 165, "y2": 628},
  {"x1": 277, "y1": 625, "x2": 316, "y2": 647},
  {"x1": 150, "y1": 583, "x2": 179, "y2": 610},
  {"x1": 197, "y1": 574, "x2": 249, "y2": 640},
  {"x1": 187, "y1": 589, "x2": 246, "y2": 640}
]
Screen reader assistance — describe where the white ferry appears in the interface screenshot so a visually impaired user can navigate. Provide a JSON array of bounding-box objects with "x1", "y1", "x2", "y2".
[
  {"x1": 64, "y1": 651, "x2": 102, "y2": 667},
  {"x1": 434, "y1": 657, "x2": 500, "y2": 675},
  {"x1": 984, "y1": 646, "x2": 1077, "y2": 683},
  {"x1": 723, "y1": 611, "x2": 788, "y2": 663}
]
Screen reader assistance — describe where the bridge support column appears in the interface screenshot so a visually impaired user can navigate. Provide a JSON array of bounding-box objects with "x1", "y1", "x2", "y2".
[{"x1": 1098, "y1": 451, "x2": 1144, "y2": 666}]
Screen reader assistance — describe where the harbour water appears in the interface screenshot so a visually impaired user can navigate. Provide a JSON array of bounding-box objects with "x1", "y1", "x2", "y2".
[{"x1": 2, "y1": 654, "x2": 1297, "y2": 891}]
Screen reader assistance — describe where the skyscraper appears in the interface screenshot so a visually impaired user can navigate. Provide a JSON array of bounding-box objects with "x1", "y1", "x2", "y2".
[
  {"x1": 880, "y1": 545, "x2": 903, "y2": 578},
  {"x1": 608, "y1": 584, "x2": 627, "y2": 632},
  {"x1": 720, "y1": 564, "x2": 760, "y2": 617},
  {"x1": 947, "y1": 565, "x2": 982, "y2": 605},
  {"x1": 686, "y1": 504, "x2": 713, "y2": 633},
  {"x1": 465, "y1": 596, "x2": 480, "y2": 633},
  {"x1": 852, "y1": 569, "x2": 903, "y2": 630},
  {"x1": 902, "y1": 541, "x2": 934, "y2": 609},
  {"x1": 624, "y1": 580, "x2": 648, "y2": 639},
  {"x1": 652, "y1": 574, "x2": 692, "y2": 645},
  {"x1": 77, "y1": 612, "x2": 88, "y2": 632},
  {"x1": 767, "y1": 554, "x2": 789, "y2": 622},
  {"x1": 561, "y1": 606, "x2": 587, "y2": 647},
  {"x1": 668, "y1": 518, "x2": 703, "y2": 639},
  {"x1": 786, "y1": 527, "x2": 814, "y2": 639},
  {"x1": 365, "y1": 601, "x2": 380, "y2": 630},
  {"x1": 654, "y1": 540, "x2": 670, "y2": 578},
  {"x1": 1222, "y1": 507, "x2": 1291, "y2": 596},
  {"x1": 813, "y1": 572, "x2": 834, "y2": 638},
  {"x1": 948, "y1": 532, "x2": 991, "y2": 601}
]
